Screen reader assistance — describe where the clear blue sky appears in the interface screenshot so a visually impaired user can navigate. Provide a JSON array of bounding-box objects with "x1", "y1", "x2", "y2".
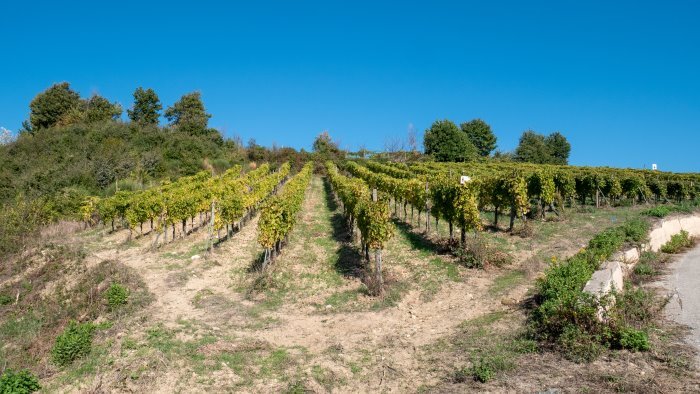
[{"x1": 1, "y1": 1, "x2": 699, "y2": 171}]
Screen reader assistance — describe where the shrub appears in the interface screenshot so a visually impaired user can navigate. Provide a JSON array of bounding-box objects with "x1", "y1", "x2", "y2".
[
  {"x1": 615, "y1": 287, "x2": 655, "y2": 326},
  {"x1": 557, "y1": 325, "x2": 605, "y2": 363},
  {"x1": 0, "y1": 369, "x2": 41, "y2": 393},
  {"x1": 661, "y1": 230, "x2": 692, "y2": 253},
  {"x1": 51, "y1": 320, "x2": 96, "y2": 366},
  {"x1": 105, "y1": 283, "x2": 129, "y2": 310},
  {"x1": 618, "y1": 328, "x2": 650, "y2": 351},
  {"x1": 530, "y1": 218, "x2": 653, "y2": 361}
]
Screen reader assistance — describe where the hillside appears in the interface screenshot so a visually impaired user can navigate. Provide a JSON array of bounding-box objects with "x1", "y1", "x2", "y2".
[{"x1": 2, "y1": 155, "x2": 700, "y2": 392}]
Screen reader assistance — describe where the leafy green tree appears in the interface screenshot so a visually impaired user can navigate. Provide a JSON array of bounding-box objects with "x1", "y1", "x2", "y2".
[
  {"x1": 29, "y1": 82, "x2": 81, "y2": 129},
  {"x1": 164, "y1": 92, "x2": 211, "y2": 135},
  {"x1": 423, "y1": 119, "x2": 477, "y2": 162},
  {"x1": 84, "y1": 95, "x2": 122, "y2": 123},
  {"x1": 312, "y1": 131, "x2": 343, "y2": 161},
  {"x1": 514, "y1": 130, "x2": 572, "y2": 165},
  {"x1": 514, "y1": 130, "x2": 550, "y2": 164},
  {"x1": 128, "y1": 87, "x2": 162, "y2": 126},
  {"x1": 545, "y1": 131, "x2": 571, "y2": 165},
  {"x1": 460, "y1": 118, "x2": 496, "y2": 157}
]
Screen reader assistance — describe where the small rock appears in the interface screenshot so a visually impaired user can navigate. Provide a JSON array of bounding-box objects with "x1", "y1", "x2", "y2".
[
  {"x1": 191, "y1": 254, "x2": 201, "y2": 260},
  {"x1": 325, "y1": 304, "x2": 332, "y2": 309}
]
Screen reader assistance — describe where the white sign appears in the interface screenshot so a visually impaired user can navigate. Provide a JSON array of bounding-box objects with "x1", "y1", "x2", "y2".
[
  {"x1": 460, "y1": 175, "x2": 471, "y2": 184},
  {"x1": 652, "y1": 164, "x2": 658, "y2": 171}
]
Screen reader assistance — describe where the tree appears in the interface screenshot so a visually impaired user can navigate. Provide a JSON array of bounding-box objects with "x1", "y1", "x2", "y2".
[
  {"x1": 514, "y1": 130, "x2": 572, "y2": 165},
  {"x1": 514, "y1": 130, "x2": 550, "y2": 164},
  {"x1": 29, "y1": 82, "x2": 81, "y2": 129},
  {"x1": 128, "y1": 87, "x2": 162, "y2": 126},
  {"x1": 460, "y1": 118, "x2": 497, "y2": 157},
  {"x1": 164, "y1": 92, "x2": 211, "y2": 135},
  {"x1": 423, "y1": 119, "x2": 477, "y2": 162},
  {"x1": 545, "y1": 131, "x2": 571, "y2": 165},
  {"x1": 84, "y1": 95, "x2": 122, "y2": 123}
]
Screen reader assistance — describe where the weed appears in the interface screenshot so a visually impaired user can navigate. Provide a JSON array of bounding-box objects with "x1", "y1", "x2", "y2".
[
  {"x1": 633, "y1": 262, "x2": 655, "y2": 276},
  {"x1": 618, "y1": 328, "x2": 650, "y2": 351},
  {"x1": 105, "y1": 283, "x2": 129, "y2": 310},
  {"x1": 0, "y1": 369, "x2": 41, "y2": 393},
  {"x1": 51, "y1": 321, "x2": 96, "y2": 366},
  {"x1": 470, "y1": 353, "x2": 514, "y2": 383},
  {"x1": 661, "y1": 230, "x2": 693, "y2": 253}
]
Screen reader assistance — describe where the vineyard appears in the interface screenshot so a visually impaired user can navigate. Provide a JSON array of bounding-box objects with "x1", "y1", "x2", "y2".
[{"x1": 4, "y1": 158, "x2": 700, "y2": 393}]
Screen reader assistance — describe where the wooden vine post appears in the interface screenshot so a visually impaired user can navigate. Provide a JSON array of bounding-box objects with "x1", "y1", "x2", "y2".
[
  {"x1": 207, "y1": 200, "x2": 215, "y2": 252},
  {"x1": 372, "y1": 188, "x2": 383, "y2": 287},
  {"x1": 425, "y1": 181, "x2": 430, "y2": 232}
]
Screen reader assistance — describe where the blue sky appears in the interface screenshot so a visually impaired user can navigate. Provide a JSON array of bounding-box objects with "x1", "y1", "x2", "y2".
[{"x1": 1, "y1": 1, "x2": 699, "y2": 171}]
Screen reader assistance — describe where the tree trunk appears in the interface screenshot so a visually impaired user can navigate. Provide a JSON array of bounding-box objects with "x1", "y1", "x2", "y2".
[
  {"x1": 449, "y1": 221, "x2": 454, "y2": 241},
  {"x1": 509, "y1": 206, "x2": 516, "y2": 232},
  {"x1": 494, "y1": 206, "x2": 499, "y2": 228},
  {"x1": 460, "y1": 226, "x2": 466, "y2": 245}
]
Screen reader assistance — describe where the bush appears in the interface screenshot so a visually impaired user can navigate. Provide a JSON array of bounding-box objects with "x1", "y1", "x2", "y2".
[
  {"x1": 557, "y1": 325, "x2": 605, "y2": 363},
  {"x1": 51, "y1": 320, "x2": 96, "y2": 366},
  {"x1": 0, "y1": 369, "x2": 41, "y2": 393},
  {"x1": 105, "y1": 283, "x2": 129, "y2": 310},
  {"x1": 618, "y1": 328, "x2": 650, "y2": 351},
  {"x1": 530, "y1": 218, "x2": 653, "y2": 361},
  {"x1": 661, "y1": 230, "x2": 693, "y2": 253}
]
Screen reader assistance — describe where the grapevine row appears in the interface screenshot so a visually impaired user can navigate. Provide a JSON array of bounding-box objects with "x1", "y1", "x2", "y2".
[
  {"x1": 82, "y1": 163, "x2": 291, "y2": 246},
  {"x1": 325, "y1": 161, "x2": 394, "y2": 287},
  {"x1": 257, "y1": 162, "x2": 313, "y2": 267}
]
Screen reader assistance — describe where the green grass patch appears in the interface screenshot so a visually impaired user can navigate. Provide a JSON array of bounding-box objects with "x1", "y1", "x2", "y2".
[{"x1": 489, "y1": 270, "x2": 526, "y2": 296}]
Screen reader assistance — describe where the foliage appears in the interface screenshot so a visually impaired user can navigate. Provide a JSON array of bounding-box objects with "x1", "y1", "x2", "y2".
[
  {"x1": 257, "y1": 163, "x2": 313, "y2": 250},
  {"x1": 618, "y1": 328, "x2": 650, "y2": 351},
  {"x1": 83, "y1": 94, "x2": 122, "y2": 123},
  {"x1": 423, "y1": 119, "x2": 478, "y2": 162},
  {"x1": 557, "y1": 325, "x2": 604, "y2": 363},
  {"x1": 0, "y1": 369, "x2": 41, "y2": 393},
  {"x1": 312, "y1": 131, "x2": 344, "y2": 162},
  {"x1": 544, "y1": 132, "x2": 571, "y2": 165},
  {"x1": 105, "y1": 283, "x2": 130, "y2": 310},
  {"x1": 460, "y1": 118, "x2": 497, "y2": 157},
  {"x1": 127, "y1": 87, "x2": 162, "y2": 126},
  {"x1": 0, "y1": 197, "x2": 56, "y2": 257},
  {"x1": 660, "y1": 230, "x2": 692, "y2": 253},
  {"x1": 51, "y1": 320, "x2": 97, "y2": 366},
  {"x1": 164, "y1": 92, "x2": 212, "y2": 135},
  {"x1": 530, "y1": 218, "x2": 653, "y2": 361},
  {"x1": 29, "y1": 82, "x2": 82, "y2": 129},
  {"x1": 514, "y1": 130, "x2": 571, "y2": 165}
]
